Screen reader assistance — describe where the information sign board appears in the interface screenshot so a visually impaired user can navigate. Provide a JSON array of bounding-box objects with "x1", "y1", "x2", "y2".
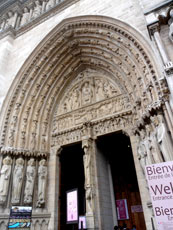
[
  {"x1": 8, "y1": 206, "x2": 32, "y2": 229},
  {"x1": 145, "y1": 161, "x2": 173, "y2": 230}
]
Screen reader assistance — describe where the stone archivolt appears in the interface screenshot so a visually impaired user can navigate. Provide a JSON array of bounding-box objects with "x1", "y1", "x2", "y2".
[{"x1": 0, "y1": 16, "x2": 165, "y2": 154}]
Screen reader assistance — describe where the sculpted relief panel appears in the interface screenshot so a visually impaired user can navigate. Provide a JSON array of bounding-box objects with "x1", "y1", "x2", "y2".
[
  {"x1": 58, "y1": 69, "x2": 121, "y2": 115},
  {"x1": 54, "y1": 69, "x2": 131, "y2": 134}
]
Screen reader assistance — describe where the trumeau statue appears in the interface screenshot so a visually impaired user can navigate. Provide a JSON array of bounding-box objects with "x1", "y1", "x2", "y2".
[
  {"x1": 83, "y1": 141, "x2": 94, "y2": 214},
  {"x1": 156, "y1": 114, "x2": 173, "y2": 161},
  {"x1": 168, "y1": 9, "x2": 173, "y2": 43},
  {"x1": 12, "y1": 158, "x2": 24, "y2": 204},
  {"x1": 24, "y1": 158, "x2": 36, "y2": 204},
  {"x1": 37, "y1": 159, "x2": 47, "y2": 207},
  {"x1": 0, "y1": 156, "x2": 12, "y2": 203}
]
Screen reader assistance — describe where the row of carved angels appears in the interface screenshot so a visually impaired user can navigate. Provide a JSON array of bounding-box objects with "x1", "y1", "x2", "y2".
[
  {"x1": 0, "y1": 156, "x2": 47, "y2": 208},
  {"x1": 0, "y1": 0, "x2": 63, "y2": 32}
]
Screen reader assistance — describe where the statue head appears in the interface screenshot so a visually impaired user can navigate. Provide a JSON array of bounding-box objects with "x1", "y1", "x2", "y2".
[
  {"x1": 28, "y1": 158, "x2": 35, "y2": 166},
  {"x1": 140, "y1": 129, "x2": 146, "y2": 139},
  {"x1": 16, "y1": 157, "x2": 24, "y2": 166},
  {"x1": 35, "y1": 0, "x2": 40, "y2": 6},
  {"x1": 3, "y1": 156, "x2": 12, "y2": 165},
  {"x1": 39, "y1": 159, "x2": 47, "y2": 166},
  {"x1": 8, "y1": 11, "x2": 13, "y2": 17},
  {"x1": 23, "y1": 7, "x2": 29, "y2": 13}
]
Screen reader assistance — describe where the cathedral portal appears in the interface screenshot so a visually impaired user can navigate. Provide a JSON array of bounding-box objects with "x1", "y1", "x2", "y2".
[{"x1": 0, "y1": 16, "x2": 172, "y2": 230}]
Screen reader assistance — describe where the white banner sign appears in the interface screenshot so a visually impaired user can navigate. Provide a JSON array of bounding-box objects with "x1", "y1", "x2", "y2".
[{"x1": 145, "y1": 161, "x2": 173, "y2": 230}]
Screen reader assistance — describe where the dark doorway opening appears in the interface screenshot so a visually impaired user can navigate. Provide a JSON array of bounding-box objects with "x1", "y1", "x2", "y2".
[
  {"x1": 97, "y1": 131, "x2": 146, "y2": 230},
  {"x1": 59, "y1": 143, "x2": 85, "y2": 230}
]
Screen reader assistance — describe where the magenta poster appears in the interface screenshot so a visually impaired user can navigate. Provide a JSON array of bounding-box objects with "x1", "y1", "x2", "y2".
[
  {"x1": 116, "y1": 199, "x2": 129, "y2": 220},
  {"x1": 145, "y1": 161, "x2": 173, "y2": 230},
  {"x1": 66, "y1": 189, "x2": 78, "y2": 224}
]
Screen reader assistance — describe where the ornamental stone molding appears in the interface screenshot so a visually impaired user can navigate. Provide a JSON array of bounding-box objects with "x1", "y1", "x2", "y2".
[{"x1": 0, "y1": 16, "x2": 167, "y2": 156}]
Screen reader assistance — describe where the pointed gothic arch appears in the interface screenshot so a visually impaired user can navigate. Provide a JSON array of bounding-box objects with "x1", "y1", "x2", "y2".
[{"x1": 0, "y1": 15, "x2": 165, "y2": 156}]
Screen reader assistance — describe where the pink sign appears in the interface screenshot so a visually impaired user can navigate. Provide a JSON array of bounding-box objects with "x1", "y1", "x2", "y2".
[
  {"x1": 116, "y1": 199, "x2": 129, "y2": 220},
  {"x1": 145, "y1": 161, "x2": 173, "y2": 230},
  {"x1": 66, "y1": 189, "x2": 78, "y2": 223}
]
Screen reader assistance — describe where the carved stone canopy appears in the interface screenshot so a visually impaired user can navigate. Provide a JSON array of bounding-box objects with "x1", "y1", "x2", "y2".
[{"x1": 0, "y1": 16, "x2": 163, "y2": 153}]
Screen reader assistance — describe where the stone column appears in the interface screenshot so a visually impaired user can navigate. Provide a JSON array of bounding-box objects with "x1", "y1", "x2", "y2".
[
  {"x1": 148, "y1": 22, "x2": 173, "y2": 114},
  {"x1": 48, "y1": 145, "x2": 62, "y2": 230}
]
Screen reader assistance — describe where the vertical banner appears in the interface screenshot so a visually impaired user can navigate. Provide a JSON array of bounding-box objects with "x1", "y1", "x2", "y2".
[
  {"x1": 66, "y1": 189, "x2": 78, "y2": 224},
  {"x1": 145, "y1": 161, "x2": 173, "y2": 230},
  {"x1": 116, "y1": 199, "x2": 129, "y2": 220}
]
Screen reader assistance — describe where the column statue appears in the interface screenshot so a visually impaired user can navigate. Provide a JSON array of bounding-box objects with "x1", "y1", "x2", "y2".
[
  {"x1": 12, "y1": 157, "x2": 24, "y2": 204},
  {"x1": 156, "y1": 114, "x2": 173, "y2": 161},
  {"x1": 0, "y1": 156, "x2": 12, "y2": 203},
  {"x1": 146, "y1": 124, "x2": 163, "y2": 164},
  {"x1": 24, "y1": 158, "x2": 36, "y2": 204},
  {"x1": 37, "y1": 159, "x2": 47, "y2": 207},
  {"x1": 137, "y1": 136, "x2": 147, "y2": 175}
]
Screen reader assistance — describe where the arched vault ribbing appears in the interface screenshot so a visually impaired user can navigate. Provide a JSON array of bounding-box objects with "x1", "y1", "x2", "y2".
[{"x1": 0, "y1": 15, "x2": 165, "y2": 156}]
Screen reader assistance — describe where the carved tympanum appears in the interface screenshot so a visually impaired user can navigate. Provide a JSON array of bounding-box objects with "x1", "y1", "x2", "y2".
[{"x1": 58, "y1": 69, "x2": 121, "y2": 115}]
